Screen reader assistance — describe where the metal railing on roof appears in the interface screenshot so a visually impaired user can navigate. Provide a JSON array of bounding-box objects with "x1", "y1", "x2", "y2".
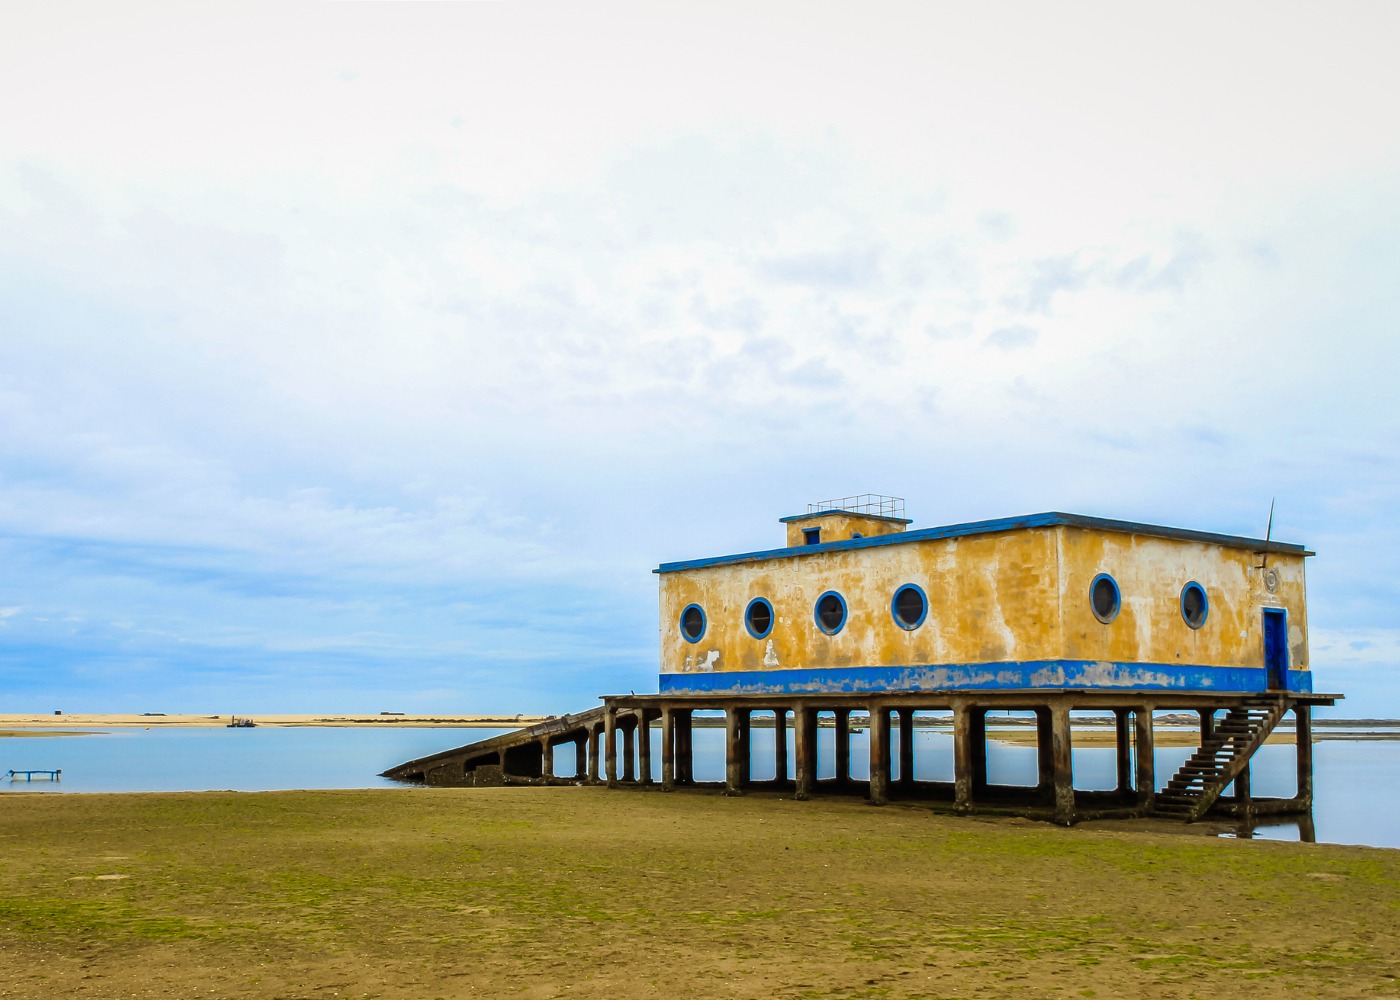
[{"x1": 807, "y1": 494, "x2": 906, "y2": 519}]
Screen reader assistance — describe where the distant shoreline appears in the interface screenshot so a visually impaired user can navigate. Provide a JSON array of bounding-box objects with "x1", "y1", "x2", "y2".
[
  {"x1": 0, "y1": 713, "x2": 552, "y2": 733},
  {"x1": 3, "y1": 711, "x2": 1398, "y2": 744}
]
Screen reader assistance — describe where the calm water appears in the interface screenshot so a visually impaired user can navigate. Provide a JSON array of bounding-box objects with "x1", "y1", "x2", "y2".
[{"x1": 3, "y1": 725, "x2": 1396, "y2": 850}]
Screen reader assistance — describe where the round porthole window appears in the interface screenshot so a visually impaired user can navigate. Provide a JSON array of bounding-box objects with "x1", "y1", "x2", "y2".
[
  {"x1": 680, "y1": 604, "x2": 706, "y2": 643},
  {"x1": 891, "y1": 584, "x2": 928, "y2": 630},
  {"x1": 1180, "y1": 581, "x2": 1209, "y2": 629},
  {"x1": 1090, "y1": 573, "x2": 1121, "y2": 624},
  {"x1": 814, "y1": 591, "x2": 847, "y2": 635},
  {"x1": 745, "y1": 597, "x2": 774, "y2": 639}
]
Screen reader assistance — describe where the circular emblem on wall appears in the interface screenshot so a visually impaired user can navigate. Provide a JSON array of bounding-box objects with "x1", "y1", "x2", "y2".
[{"x1": 1263, "y1": 568, "x2": 1280, "y2": 593}]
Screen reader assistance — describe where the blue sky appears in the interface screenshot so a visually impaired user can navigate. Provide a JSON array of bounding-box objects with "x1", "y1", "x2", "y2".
[{"x1": 2, "y1": 3, "x2": 1397, "y2": 716}]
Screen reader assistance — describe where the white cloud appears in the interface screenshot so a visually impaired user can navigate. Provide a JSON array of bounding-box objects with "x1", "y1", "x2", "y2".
[{"x1": 0, "y1": 3, "x2": 1398, "y2": 711}]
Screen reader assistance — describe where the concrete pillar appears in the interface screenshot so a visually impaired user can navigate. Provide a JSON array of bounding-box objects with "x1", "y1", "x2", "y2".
[
  {"x1": 676, "y1": 710, "x2": 694, "y2": 785},
  {"x1": 587, "y1": 725, "x2": 601, "y2": 783},
  {"x1": 575, "y1": 734, "x2": 587, "y2": 781},
  {"x1": 1050, "y1": 702, "x2": 1075, "y2": 825},
  {"x1": 638, "y1": 711, "x2": 653, "y2": 785},
  {"x1": 1035, "y1": 707, "x2": 1055, "y2": 804},
  {"x1": 1199, "y1": 709, "x2": 1215, "y2": 744},
  {"x1": 660, "y1": 707, "x2": 674, "y2": 791},
  {"x1": 1235, "y1": 761, "x2": 1252, "y2": 815},
  {"x1": 1114, "y1": 708, "x2": 1132, "y2": 795},
  {"x1": 970, "y1": 708, "x2": 988, "y2": 797},
  {"x1": 953, "y1": 701, "x2": 974, "y2": 813},
  {"x1": 737, "y1": 709, "x2": 752, "y2": 786},
  {"x1": 1134, "y1": 708, "x2": 1156, "y2": 810},
  {"x1": 834, "y1": 708, "x2": 851, "y2": 785},
  {"x1": 897, "y1": 708, "x2": 915, "y2": 786},
  {"x1": 868, "y1": 706, "x2": 890, "y2": 806},
  {"x1": 773, "y1": 709, "x2": 789, "y2": 785},
  {"x1": 1295, "y1": 704, "x2": 1314, "y2": 808},
  {"x1": 622, "y1": 718, "x2": 636, "y2": 783},
  {"x1": 540, "y1": 739, "x2": 554, "y2": 780},
  {"x1": 604, "y1": 707, "x2": 618, "y2": 787},
  {"x1": 725, "y1": 707, "x2": 745, "y2": 796},
  {"x1": 794, "y1": 706, "x2": 816, "y2": 801}
]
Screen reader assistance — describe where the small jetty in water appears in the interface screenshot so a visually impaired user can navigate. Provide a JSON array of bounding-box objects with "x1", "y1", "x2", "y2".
[
  {"x1": 385, "y1": 499, "x2": 1341, "y2": 825},
  {"x1": 7, "y1": 769, "x2": 61, "y2": 781},
  {"x1": 227, "y1": 716, "x2": 256, "y2": 728}
]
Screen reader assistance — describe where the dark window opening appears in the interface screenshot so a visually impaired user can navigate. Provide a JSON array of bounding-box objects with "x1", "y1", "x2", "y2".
[
  {"x1": 680, "y1": 604, "x2": 706, "y2": 642},
  {"x1": 893, "y1": 584, "x2": 927, "y2": 629},
  {"x1": 815, "y1": 591, "x2": 847, "y2": 634},
  {"x1": 1181, "y1": 582, "x2": 1208, "y2": 629},
  {"x1": 745, "y1": 598, "x2": 774, "y2": 639},
  {"x1": 803, "y1": 527, "x2": 821, "y2": 545},
  {"x1": 1091, "y1": 574, "x2": 1121, "y2": 624}
]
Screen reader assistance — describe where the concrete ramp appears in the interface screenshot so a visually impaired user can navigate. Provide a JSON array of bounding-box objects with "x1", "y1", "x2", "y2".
[{"x1": 380, "y1": 707, "x2": 607, "y2": 787}]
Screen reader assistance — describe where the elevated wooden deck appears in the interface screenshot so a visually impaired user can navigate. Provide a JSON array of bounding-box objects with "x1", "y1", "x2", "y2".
[{"x1": 382, "y1": 689, "x2": 1339, "y2": 825}]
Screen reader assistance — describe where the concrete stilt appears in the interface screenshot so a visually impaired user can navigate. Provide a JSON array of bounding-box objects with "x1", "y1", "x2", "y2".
[
  {"x1": 1035, "y1": 707, "x2": 1055, "y2": 805},
  {"x1": 794, "y1": 706, "x2": 816, "y2": 800},
  {"x1": 773, "y1": 709, "x2": 789, "y2": 785},
  {"x1": 834, "y1": 708, "x2": 851, "y2": 786},
  {"x1": 1235, "y1": 761, "x2": 1252, "y2": 817},
  {"x1": 604, "y1": 707, "x2": 618, "y2": 787},
  {"x1": 541, "y1": 739, "x2": 554, "y2": 780},
  {"x1": 638, "y1": 711, "x2": 653, "y2": 785},
  {"x1": 1114, "y1": 708, "x2": 1132, "y2": 795},
  {"x1": 676, "y1": 710, "x2": 693, "y2": 785},
  {"x1": 1295, "y1": 704, "x2": 1314, "y2": 808},
  {"x1": 587, "y1": 725, "x2": 600, "y2": 784},
  {"x1": 1134, "y1": 708, "x2": 1155, "y2": 810},
  {"x1": 660, "y1": 708, "x2": 674, "y2": 791},
  {"x1": 868, "y1": 706, "x2": 890, "y2": 806},
  {"x1": 725, "y1": 707, "x2": 745, "y2": 796},
  {"x1": 737, "y1": 709, "x2": 752, "y2": 785},
  {"x1": 970, "y1": 707, "x2": 988, "y2": 798},
  {"x1": 1050, "y1": 702, "x2": 1075, "y2": 825},
  {"x1": 897, "y1": 708, "x2": 914, "y2": 786},
  {"x1": 622, "y1": 718, "x2": 636, "y2": 783},
  {"x1": 575, "y1": 735, "x2": 587, "y2": 781},
  {"x1": 953, "y1": 701, "x2": 974, "y2": 813}
]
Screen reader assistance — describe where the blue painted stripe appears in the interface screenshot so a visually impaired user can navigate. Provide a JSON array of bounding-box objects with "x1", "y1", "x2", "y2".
[
  {"x1": 654, "y1": 511, "x2": 1311, "y2": 574},
  {"x1": 657, "y1": 661, "x2": 1314, "y2": 696}
]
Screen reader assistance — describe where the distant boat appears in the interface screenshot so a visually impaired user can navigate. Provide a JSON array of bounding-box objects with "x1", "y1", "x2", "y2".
[{"x1": 227, "y1": 717, "x2": 256, "y2": 728}]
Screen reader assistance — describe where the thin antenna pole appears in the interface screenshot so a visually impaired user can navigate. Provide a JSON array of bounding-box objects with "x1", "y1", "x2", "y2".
[{"x1": 1261, "y1": 497, "x2": 1275, "y2": 570}]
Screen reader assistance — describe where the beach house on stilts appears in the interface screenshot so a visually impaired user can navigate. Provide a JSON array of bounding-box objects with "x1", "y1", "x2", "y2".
[{"x1": 384, "y1": 496, "x2": 1338, "y2": 825}]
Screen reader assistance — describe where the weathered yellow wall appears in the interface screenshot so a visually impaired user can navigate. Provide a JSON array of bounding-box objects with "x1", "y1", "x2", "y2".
[
  {"x1": 660, "y1": 527, "x2": 1062, "y2": 675},
  {"x1": 659, "y1": 524, "x2": 1309, "y2": 677},
  {"x1": 782, "y1": 512, "x2": 908, "y2": 548},
  {"x1": 1056, "y1": 527, "x2": 1308, "y2": 671}
]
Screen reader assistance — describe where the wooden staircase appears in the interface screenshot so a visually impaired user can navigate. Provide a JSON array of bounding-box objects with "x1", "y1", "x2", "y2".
[{"x1": 1152, "y1": 696, "x2": 1290, "y2": 822}]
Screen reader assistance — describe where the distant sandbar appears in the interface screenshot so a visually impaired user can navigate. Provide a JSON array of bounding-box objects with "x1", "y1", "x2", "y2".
[{"x1": 0, "y1": 713, "x2": 550, "y2": 731}]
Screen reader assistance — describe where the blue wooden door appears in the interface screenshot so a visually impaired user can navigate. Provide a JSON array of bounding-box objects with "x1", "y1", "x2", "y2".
[{"x1": 1263, "y1": 608, "x2": 1288, "y2": 690}]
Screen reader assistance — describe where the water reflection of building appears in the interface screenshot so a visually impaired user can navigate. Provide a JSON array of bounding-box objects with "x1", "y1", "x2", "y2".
[{"x1": 386, "y1": 496, "x2": 1339, "y2": 827}]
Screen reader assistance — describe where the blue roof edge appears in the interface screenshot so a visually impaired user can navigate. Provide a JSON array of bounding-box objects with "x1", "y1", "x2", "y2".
[{"x1": 654, "y1": 511, "x2": 1312, "y2": 575}]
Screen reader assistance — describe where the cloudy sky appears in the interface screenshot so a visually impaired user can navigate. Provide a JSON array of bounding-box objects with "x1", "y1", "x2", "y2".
[{"x1": 2, "y1": 3, "x2": 1397, "y2": 716}]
